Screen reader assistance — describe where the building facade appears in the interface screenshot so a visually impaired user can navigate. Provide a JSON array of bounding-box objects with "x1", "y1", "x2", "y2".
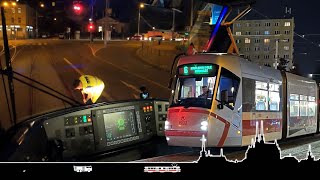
[
  {"x1": 0, "y1": 3, "x2": 35, "y2": 39},
  {"x1": 232, "y1": 18, "x2": 294, "y2": 68}
]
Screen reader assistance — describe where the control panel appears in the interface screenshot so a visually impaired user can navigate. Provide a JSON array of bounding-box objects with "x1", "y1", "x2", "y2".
[
  {"x1": 43, "y1": 99, "x2": 169, "y2": 159},
  {"x1": 154, "y1": 101, "x2": 169, "y2": 136}
]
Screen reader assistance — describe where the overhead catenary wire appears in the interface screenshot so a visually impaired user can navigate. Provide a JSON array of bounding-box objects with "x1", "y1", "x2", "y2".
[
  {"x1": 13, "y1": 71, "x2": 81, "y2": 106},
  {"x1": 13, "y1": 76, "x2": 78, "y2": 107}
]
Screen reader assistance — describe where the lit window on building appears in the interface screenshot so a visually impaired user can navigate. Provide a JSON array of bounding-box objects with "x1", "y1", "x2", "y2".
[
  {"x1": 264, "y1": 31, "x2": 270, "y2": 35},
  {"x1": 264, "y1": 39, "x2": 270, "y2": 43},
  {"x1": 236, "y1": 32, "x2": 241, "y2": 36},
  {"x1": 283, "y1": 39, "x2": 290, "y2": 42},
  {"x1": 12, "y1": 8, "x2": 15, "y2": 13},
  {"x1": 285, "y1": 22, "x2": 291, "y2": 26},
  {"x1": 245, "y1": 38, "x2": 251, "y2": 44},
  {"x1": 52, "y1": 2, "x2": 56, "y2": 6},
  {"x1": 284, "y1": 46, "x2": 289, "y2": 50},
  {"x1": 18, "y1": 8, "x2": 21, "y2": 13}
]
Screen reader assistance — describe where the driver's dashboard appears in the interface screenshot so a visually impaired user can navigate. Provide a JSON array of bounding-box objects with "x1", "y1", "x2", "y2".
[{"x1": 3, "y1": 99, "x2": 169, "y2": 161}]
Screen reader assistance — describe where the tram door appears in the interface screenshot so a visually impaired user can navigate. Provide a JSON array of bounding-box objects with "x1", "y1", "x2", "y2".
[{"x1": 210, "y1": 67, "x2": 242, "y2": 146}]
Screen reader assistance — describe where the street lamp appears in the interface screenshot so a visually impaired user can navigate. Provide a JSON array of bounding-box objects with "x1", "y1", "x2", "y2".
[
  {"x1": 36, "y1": 3, "x2": 45, "y2": 38},
  {"x1": 138, "y1": 3, "x2": 145, "y2": 35},
  {"x1": 171, "y1": 8, "x2": 182, "y2": 40}
]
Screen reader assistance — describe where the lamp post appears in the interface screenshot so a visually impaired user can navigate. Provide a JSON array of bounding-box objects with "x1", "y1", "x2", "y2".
[
  {"x1": 138, "y1": 3, "x2": 144, "y2": 36},
  {"x1": 36, "y1": 3, "x2": 45, "y2": 38},
  {"x1": 171, "y1": 8, "x2": 182, "y2": 40}
]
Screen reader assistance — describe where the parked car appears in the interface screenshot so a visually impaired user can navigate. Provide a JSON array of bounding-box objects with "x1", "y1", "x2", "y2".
[{"x1": 58, "y1": 33, "x2": 65, "y2": 39}]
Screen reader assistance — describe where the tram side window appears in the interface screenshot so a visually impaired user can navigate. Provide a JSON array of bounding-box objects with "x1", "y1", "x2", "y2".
[
  {"x1": 255, "y1": 81, "x2": 268, "y2": 111},
  {"x1": 268, "y1": 83, "x2": 280, "y2": 111},
  {"x1": 300, "y1": 95, "x2": 308, "y2": 116},
  {"x1": 308, "y1": 96, "x2": 316, "y2": 116},
  {"x1": 255, "y1": 82, "x2": 280, "y2": 111},
  {"x1": 217, "y1": 68, "x2": 240, "y2": 110},
  {"x1": 289, "y1": 94, "x2": 299, "y2": 117}
]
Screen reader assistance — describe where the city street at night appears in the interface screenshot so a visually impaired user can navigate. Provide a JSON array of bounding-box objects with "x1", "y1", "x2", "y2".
[
  {"x1": 0, "y1": 0, "x2": 320, "y2": 173},
  {"x1": 0, "y1": 39, "x2": 172, "y2": 128}
]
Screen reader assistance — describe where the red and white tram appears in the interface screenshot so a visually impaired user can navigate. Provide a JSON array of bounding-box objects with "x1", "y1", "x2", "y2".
[{"x1": 165, "y1": 53, "x2": 319, "y2": 147}]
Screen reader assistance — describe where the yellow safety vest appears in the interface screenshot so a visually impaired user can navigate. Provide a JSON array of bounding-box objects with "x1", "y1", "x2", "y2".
[{"x1": 79, "y1": 75, "x2": 105, "y2": 103}]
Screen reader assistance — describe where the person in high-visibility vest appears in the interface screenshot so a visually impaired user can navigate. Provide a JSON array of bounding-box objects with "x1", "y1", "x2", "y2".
[{"x1": 73, "y1": 75, "x2": 105, "y2": 104}]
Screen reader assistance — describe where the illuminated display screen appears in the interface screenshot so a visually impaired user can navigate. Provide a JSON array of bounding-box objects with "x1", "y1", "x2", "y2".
[
  {"x1": 103, "y1": 110, "x2": 137, "y2": 142},
  {"x1": 210, "y1": 4, "x2": 223, "y2": 25},
  {"x1": 178, "y1": 64, "x2": 217, "y2": 76}
]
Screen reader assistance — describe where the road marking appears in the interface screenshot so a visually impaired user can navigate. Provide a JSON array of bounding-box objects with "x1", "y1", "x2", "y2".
[
  {"x1": 63, "y1": 58, "x2": 83, "y2": 75},
  {"x1": 88, "y1": 44, "x2": 105, "y2": 56},
  {"x1": 120, "y1": 80, "x2": 141, "y2": 99},
  {"x1": 120, "y1": 80, "x2": 141, "y2": 93},
  {"x1": 94, "y1": 55, "x2": 168, "y2": 90},
  {"x1": 11, "y1": 46, "x2": 25, "y2": 62},
  {"x1": 63, "y1": 57, "x2": 114, "y2": 102},
  {"x1": 133, "y1": 94, "x2": 140, "y2": 99}
]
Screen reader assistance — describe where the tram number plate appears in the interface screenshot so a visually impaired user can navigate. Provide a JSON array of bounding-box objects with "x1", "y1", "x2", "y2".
[{"x1": 178, "y1": 120, "x2": 187, "y2": 126}]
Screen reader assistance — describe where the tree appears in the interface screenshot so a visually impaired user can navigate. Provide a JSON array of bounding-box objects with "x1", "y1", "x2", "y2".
[{"x1": 277, "y1": 58, "x2": 289, "y2": 71}]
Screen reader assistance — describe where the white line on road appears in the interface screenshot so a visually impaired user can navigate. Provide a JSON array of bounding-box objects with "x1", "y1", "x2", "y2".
[
  {"x1": 63, "y1": 57, "x2": 114, "y2": 102},
  {"x1": 11, "y1": 46, "x2": 25, "y2": 62},
  {"x1": 120, "y1": 80, "x2": 141, "y2": 93},
  {"x1": 120, "y1": 80, "x2": 141, "y2": 99},
  {"x1": 88, "y1": 44, "x2": 104, "y2": 56},
  {"x1": 63, "y1": 58, "x2": 83, "y2": 75},
  {"x1": 94, "y1": 55, "x2": 168, "y2": 90}
]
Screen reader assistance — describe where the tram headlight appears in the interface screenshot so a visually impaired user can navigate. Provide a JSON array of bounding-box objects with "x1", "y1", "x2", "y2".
[
  {"x1": 165, "y1": 121, "x2": 170, "y2": 130},
  {"x1": 200, "y1": 126, "x2": 207, "y2": 131},
  {"x1": 201, "y1": 121, "x2": 208, "y2": 126},
  {"x1": 200, "y1": 121, "x2": 208, "y2": 131},
  {"x1": 166, "y1": 137, "x2": 170, "y2": 141}
]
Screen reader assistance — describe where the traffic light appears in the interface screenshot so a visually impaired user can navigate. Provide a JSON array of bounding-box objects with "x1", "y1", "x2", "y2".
[
  {"x1": 88, "y1": 23, "x2": 95, "y2": 32},
  {"x1": 73, "y1": 3, "x2": 82, "y2": 14}
]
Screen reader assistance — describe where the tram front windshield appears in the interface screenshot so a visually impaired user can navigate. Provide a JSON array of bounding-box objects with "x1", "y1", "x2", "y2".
[{"x1": 171, "y1": 64, "x2": 218, "y2": 109}]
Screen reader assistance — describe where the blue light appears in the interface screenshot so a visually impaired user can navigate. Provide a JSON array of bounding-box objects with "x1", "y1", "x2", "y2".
[{"x1": 205, "y1": 6, "x2": 229, "y2": 51}]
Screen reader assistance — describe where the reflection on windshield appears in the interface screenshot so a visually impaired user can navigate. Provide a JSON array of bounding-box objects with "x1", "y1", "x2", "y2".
[{"x1": 171, "y1": 76, "x2": 217, "y2": 109}]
